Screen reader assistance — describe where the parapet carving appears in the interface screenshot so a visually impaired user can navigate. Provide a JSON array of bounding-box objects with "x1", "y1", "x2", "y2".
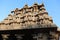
[{"x1": 0, "y1": 3, "x2": 57, "y2": 30}]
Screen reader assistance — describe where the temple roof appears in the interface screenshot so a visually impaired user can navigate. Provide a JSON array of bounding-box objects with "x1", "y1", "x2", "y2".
[{"x1": 0, "y1": 3, "x2": 57, "y2": 30}]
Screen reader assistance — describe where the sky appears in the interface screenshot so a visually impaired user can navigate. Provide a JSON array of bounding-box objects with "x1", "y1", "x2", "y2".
[{"x1": 0, "y1": 0, "x2": 60, "y2": 27}]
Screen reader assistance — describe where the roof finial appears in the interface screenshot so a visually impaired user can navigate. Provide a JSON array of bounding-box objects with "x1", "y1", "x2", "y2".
[
  {"x1": 40, "y1": 0, "x2": 44, "y2": 7},
  {"x1": 24, "y1": 0, "x2": 28, "y2": 8}
]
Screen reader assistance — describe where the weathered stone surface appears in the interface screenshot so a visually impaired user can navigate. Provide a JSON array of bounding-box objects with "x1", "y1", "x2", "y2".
[{"x1": 0, "y1": 3, "x2": 57, "y2": 30}]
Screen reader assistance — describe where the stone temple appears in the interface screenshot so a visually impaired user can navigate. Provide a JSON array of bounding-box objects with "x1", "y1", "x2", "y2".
[{"x1": 0, "y1": 3, "x2": 60, "y2": 40}]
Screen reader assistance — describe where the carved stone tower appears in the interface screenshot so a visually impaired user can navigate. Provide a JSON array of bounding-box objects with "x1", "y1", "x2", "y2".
[{"x1": 0, "y1": 3, "x2": 59, "y2": 40}]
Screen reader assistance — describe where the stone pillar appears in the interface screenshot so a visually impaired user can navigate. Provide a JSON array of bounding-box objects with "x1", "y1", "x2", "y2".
[
  {"x1": 2, "y1": 34, "x2": 9, "y2": 40},
  {"x1": 32, "y1": 33, "x2": 48, "y2": 40},
  {"x1": 49, "y1": 31, "x2": 58, "y2": 40},
  {"x1": 15, "y1": 34, "x2": 23, "y2": 40},
  {"x1": 32, "y1": 34, "x2": 37, "y2": 40}
]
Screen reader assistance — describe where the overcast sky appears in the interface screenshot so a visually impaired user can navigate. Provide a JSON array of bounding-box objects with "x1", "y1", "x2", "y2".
[{"x1": 0, "y1": 0, "x2": 60, "y2": 27}]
